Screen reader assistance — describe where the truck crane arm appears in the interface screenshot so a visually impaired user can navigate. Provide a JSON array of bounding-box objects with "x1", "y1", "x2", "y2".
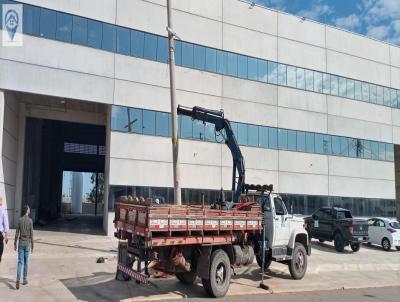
[{"x1": 177, "y1": 105, "x2": 245, "y2": 204}]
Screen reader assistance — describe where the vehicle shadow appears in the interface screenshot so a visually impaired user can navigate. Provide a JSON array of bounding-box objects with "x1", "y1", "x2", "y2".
[
  {"x1": 232, "y1": 264, "x2": 292, "y2": 282},
  {"x1": 361, "y1": 243, "x2": 398, "y2": 252},
  {"x1": 310, "y1": 241, "x2": 354, "y2": 254}
]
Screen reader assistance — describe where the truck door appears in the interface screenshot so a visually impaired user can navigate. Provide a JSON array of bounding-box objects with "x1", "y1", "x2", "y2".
[
  {"x1": 258, "y1": 195, "x2": 274, "y2": 248},
  {"x1": 272, "y1": 197, "x2": 291, "y2": 246}
]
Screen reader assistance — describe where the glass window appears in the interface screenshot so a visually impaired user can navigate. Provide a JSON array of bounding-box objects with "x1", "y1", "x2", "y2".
[
  {"x1": 315, "y1": 133, "x2": 324, "y2": 154},
  {"x1": 258, "y1": 126, "x2": 268, "y2": 148},
  {"x1": 287, "y1": 130, "x2": 297, "y2": 151},
  {"x1": 278, "y1": 64, "x2": 287, "y2": 86},
  {"x1": 155, "y1": 112, "x2": 169, "y2": 137},
  {"x1": 362, "y1": 82, "x2": 370, "y2": 102},
  {"x1": 297, "y1": 131, "x2": 306, "y2": 152},
  {"x1": 116, "y1": 27, "x2": 130, "y2": 55},
  {"x1": 348, "y1": 138, "x2": 357, "y2": 158},
  {"x1": 314, "y1": 71, "x2": 323, "y2": 93},
  {"x1": 174, "y1": 40, "x2": 182, "y2": 65},
  {"x1": 55, "y1": 12, "x2": 72, "y2": 42},
  {"x1": 193, "y1": 120, "x2": 205, "y2": 140},
  {"x1": 339, "y1": 77, "x2": 347, "y2": 98},
  {"x1": 237, "y1": 123, "x2": 248, "y2": 145},
  {"x1": 205, "y1": 48, "x2": 217, "y2": 73},
  {"x1": 376, "y1": 86, "x2": 384, "y2": 105},
  {"x1": 231, "y1": 122, "x2": 238, "y2": 139},
  {"x1": 347, "y1": 79, "x2": 355, "y2": 99},
  {"x1": 278, "y1": 129, "x2": 288, "y2": 149},
  {"x1": 323, "y1": 135, "x2": 332, "y2": 155},
  {"x1": 287, "y1": 66, "x2": 297, "y2": 88},
  {"x1": 142, "y1": 110, "x2": 156, "y2": 135},
  {"x1": 258, "y1": 59, "x2": 268, "y2": 82},
  {"x1": 398, "y1": 90, "x2": 400, "y2": 109},
  {"x1": 157, "y1": 36, "x2": 168, "y2": 63},
  {"x1": 354, "y1": 81, "x2": 362, "y2": 101},
  {"x1": 111, "y1": 106, "x2": 129, "y2": 132},
  {"x1": 296, "y1": 68, "x2": 305, "y2": 89},
  {"x1": 354, "y1": 139, "x2": 363, "y2": 158},
  {"x1": 305, "y1": 69, "x2": 313, "y2": 91},
  {"x1": 227, "y1": 53, "x2": 238, "y2": 77},
  {"x1": 39, "y1": 8, "x2": 56, "y2": 39},
  {"x1": 194, "y1": 45, "x2": 206, "y2": 70},
  {"x1": 181, "y1": 41, "x2": 195, "y2": 68},
  {"x1": 383, "y1": 87, "x2": 391, "y2": 106},
  {"x1": 340, "y1": 137, "x2": 349, "y2": 156},
  {"x1": 248, "y1": 57, "x2": 258, "y2": 81},
  {"x1": 305, "y1": 132, "x2": 315, "y2": 153},
  {"x1": 330, "y1": 75, "x2": 339, "y2": 96},
  {"x1": 322, "y1": 73, "x2": 330, "y2": 94},
  {"x1": 131, "y1": 30, "x2": 144, "y2": 58},
  {"x1": 129, "y1": 108, "x2": 143, "y2": 134},
  {"x1": 238, "y1": 55, "x2": 248, "y2": 79},
  {"x1": 180, "y1": 116, "x2": 193, "y2": 139},
  {"x1": 269, "y1": 128, "x2": 278, "y2": 149},
  {"x1": 331, "y1": 136, "x2": 341, "y2": 155},
  {"x1": 143, "y1": 33, "x2": 157, "y2": 60},
  {"x1": 102, "y1": 23, "x2": 116, "y2": 52},
  {"x1": 378, "y1": 142, "x2": 386, "y2": 161},
  {"x1": 205, "y1": 122, "x2": 215, "y2": 141},
  {"x1": 267, "y1": 61, "x2": 278, "y2": 84},
  {"x1": 390, "y1": 89, "x2": 398, "y2": 108},
  {"x1": 87, "y1": 19, "x2": 102, "y2": 49},
  {"x1": 216, "y1": 50, "x2": 227, "y2": 74},
  {"x1": 362, "y1": 140, "x2": 372, "y2": 159},
  {"x1": 71, "y1": 16, "x2": 87, "y2": 46},
  {"x1": 248, "y1": 125, "x2": 258, "y2": 147},
  {"x1": 370, "y1": 141, "x2": 379, "y2": 160},
  {"x1": 386, "y1": 144, "x2": 394, "y2": 161},
  {"x1": 369, "y1": 84, "x2": 377, "y2": 104},
  {"x1": 23, "y1": 4, "x2": 40, "y2": 36}
]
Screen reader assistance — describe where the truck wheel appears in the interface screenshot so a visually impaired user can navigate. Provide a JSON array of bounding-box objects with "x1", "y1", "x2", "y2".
[
  {"x1": 256, "y1": 253, "x2": 272, "y2": 270},
  {"x1": 350, "y1": 243, "x2": 360, "y2": 252},
  {"x1": 202, "y1": 249, "x2": 231, "y2": 298},
  {"x1": 396, "y1": 247, "x2": 400, "y2": 251},
  {"x1": 334, "y1": 233, "x2": 345, "y2": 252},
  {"x1": 382, "y1": 238, "x2": 391, "y2": 251},
  {"x1": 176, "y1": 271, "x2": 197, "y2": 284},
  {"x1": 318, "y1": 239, "x2": 325, "y2": 243},
  {"x1": 116, "y1": 242, "x2": 133, "y2": 281},
  {"x1": 288, "y1": 243, "x2": 307, "y2": 280}
]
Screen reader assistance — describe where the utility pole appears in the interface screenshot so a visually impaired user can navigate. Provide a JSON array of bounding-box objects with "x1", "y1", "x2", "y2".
[{"x1": 167, "y1": 0, "x2": 182, "y2": 205}]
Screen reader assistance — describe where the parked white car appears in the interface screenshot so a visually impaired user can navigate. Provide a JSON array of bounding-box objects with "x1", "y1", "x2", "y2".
[{"x1": 367, "y1": 218, "x2": 400, "y2": 251}]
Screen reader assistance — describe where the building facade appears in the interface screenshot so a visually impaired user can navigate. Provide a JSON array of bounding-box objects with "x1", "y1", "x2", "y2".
[{"x1": 0, "y1": 0, "x2": 399, "y2": 235}]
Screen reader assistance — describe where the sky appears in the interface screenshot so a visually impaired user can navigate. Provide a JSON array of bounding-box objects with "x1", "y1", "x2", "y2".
[{"x1": 253, "y1": 0, "x2": 400, "y2": 45}]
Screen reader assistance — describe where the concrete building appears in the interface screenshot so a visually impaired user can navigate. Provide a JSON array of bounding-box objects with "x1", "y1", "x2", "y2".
[{"x1": 0, "y1": 0, "x2": 399, "y2": 235}]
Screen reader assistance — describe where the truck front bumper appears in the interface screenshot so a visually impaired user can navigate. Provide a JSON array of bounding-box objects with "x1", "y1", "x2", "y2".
[{"x1": 349, "y1": 236, "x2": 369, "y2": 243}]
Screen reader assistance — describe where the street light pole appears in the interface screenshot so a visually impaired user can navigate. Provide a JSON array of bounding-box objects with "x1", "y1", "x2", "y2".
[{"x1": 167, "y1": 0, "x2": 182, "y2": 205}]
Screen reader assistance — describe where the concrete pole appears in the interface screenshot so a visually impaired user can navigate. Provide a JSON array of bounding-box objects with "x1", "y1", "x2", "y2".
[{"x1": 167, "y1": 0, "x2": 182, "y2": 205}]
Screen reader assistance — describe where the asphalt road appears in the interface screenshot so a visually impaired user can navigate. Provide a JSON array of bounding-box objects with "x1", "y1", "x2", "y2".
[{"x1": 164, "y1": 287, "x2": 400, "y2": 302}]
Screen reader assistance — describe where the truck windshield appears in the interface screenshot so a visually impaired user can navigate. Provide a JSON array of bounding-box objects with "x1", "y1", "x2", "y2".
[
  {"x1": 336, "y1": 211, "x2": 352, "y2": 219},
  {"x1": 389, "y1": 222, "x2": 400, "y2": 229}
]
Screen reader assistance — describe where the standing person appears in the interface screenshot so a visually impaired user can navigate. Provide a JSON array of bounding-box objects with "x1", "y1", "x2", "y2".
[
  {"x1": 0, "y1": 196, "x2": 10, "y2": 263},
  {"x1": 14, "y1": 205, "x2": 34, "y2": 290}
]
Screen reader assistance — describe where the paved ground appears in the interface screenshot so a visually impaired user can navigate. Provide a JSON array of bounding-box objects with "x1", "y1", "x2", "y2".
[{"x1": 0, "y1": 220, "x2": 399, "y2": 301}]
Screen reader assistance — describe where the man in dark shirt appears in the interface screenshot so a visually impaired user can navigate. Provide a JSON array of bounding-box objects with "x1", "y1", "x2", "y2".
[{"x1": 14, "y1": 205, "x2": 34, "y2": 290}]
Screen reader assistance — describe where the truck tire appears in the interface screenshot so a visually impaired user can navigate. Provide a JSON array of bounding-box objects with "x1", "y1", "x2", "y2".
[
  {"x1": 256, "y1": 253, "x2": 272, "y2": 270},
  {"x1": 334, "y1": 233, "x2": 345, "y2": 252},
  {"x1": 382, "y1": 238, "x2": 391, "y2": 251},
  {"x1": 396, "y1": 247, "x2": 400, "y2": 251},
  {"x1": 116, "y1": 243, "x2": 133, "y2": 281},
  {"x1": 176, "y1": 271, "x2": 197, "y2": 284},
  {"x1": 202, "y1": 249, "x2": 231, "y2": 298},
  {"x1": 288, "y1": 243, "x2": 307, "y2": 280},
  {"x1": 350, "y1": 243, "x2": 360, "y2": 252},
  {"x1": 318, "y1": 239, "x2": 325, "y2": 243}
]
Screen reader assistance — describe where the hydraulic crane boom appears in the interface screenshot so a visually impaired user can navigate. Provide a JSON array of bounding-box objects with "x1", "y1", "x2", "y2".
[{"x1": 177, "y1": 105, "x2": 245, "y2": 203}]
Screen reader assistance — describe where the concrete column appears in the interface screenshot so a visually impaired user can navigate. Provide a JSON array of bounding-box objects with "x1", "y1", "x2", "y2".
[
  {"x1": 103, "y1": 104, "x2": 113, "y2": 235},
  {"x1": 71, "y1": 172, "x2": 83, "y2": 214},
  {"x1": 14, "y1": 103, "x2": 26, "y2": 225},
  {"x1": 395, "y1": 145, "x2": 400, "y2": 221}
]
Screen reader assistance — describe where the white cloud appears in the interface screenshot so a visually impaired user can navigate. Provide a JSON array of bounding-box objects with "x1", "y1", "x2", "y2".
[
  {"x1": 365, "y1": 0, "x2": 400, "y2": 22},
  {"x1": 297, "y1": 2, "x2": 333, "y2": 21},
  {"x1": 335, "y1": 14, "x2": 362, "y2": 30},
  {"x1": 366, "y1": 24, "x2": 390, "y2": 40}
]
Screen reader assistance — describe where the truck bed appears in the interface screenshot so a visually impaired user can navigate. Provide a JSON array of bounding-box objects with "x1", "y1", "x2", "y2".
[{"x1": 114, "y1": 202, "x2": 262, "y2": 247}]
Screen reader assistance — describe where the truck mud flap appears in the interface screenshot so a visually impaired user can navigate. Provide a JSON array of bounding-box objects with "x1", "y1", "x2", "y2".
[{"x1": 117, "y1": 263, "x2": 149, "y2": 284}]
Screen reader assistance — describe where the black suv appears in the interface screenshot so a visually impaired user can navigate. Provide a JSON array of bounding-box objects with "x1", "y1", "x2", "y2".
[{"x1": 304, "y1": 207, "x2": 369, "y2": 252}]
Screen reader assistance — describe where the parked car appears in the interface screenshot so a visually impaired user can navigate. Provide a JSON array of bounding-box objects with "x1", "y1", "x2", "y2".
[
  {"x1": 367, "y1": 218, "x2": 400, "y2": 251},
  {"x1": 304, "y1": 207, "x2": 369, "y2": 252}
]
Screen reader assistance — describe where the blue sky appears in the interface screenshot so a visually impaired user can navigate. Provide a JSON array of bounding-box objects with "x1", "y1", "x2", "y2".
[{"x1": 253, "y1": 0, "x2": 400, "y2": 45}]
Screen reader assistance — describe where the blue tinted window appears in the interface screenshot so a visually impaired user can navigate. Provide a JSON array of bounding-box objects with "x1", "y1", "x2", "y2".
[
  {"x1": 362, "y1": 140, "x2": 371, "y2": 159},
  {"x1": 369, "y1": 84, "x2": 377, "y2": 104},
  {"x1": 39, "y1": 8, "x2": 56, "y2": 39},
  {"x1": 305, "y1": 132, "x2": 315, "y2": 153},
  {"x1": 238, "y1": 55, "x2": 248, "y2": 79},
  {"x1": 71, "y1": 16, "x2": 87, "y2": 45},
  {"x1": 156, "y1": 112, "x2": 169, "y2": 137},
  {"x1": 331, "y1": 136, "x2": 341, "y2": 155},
  {"x1": 340, "y1": 137, "x2": 349, "y2": 156},
  {"x1": 23, "y1": 5, "x2": 40, "y2": 36},
  {"x1": 315, "y1": 133, "x2": 324, "y2": 154},
  {"x1": 227, "y1": 53, "x2": 238, "y2": 77},
  {"x1": 322, "y1": 73, "x2": 330, "y2": 94},
  {"x1": 102, "y1": 23, "x2": 116, "y2": 52},
  {"x1": 390, "y1": 89, "x2": 397, "y2": 108},
  {"x1": 111, "y1": 106, "x2": 129, "y2": 132},
  {"x1": 330, "y1": 75, "x2": 339, "y2": 96},
  {"x1": 205, "y1": 48, "x2": 217, "y2": 72},
  {"x1": 205, "y1": 123, "x2": 215, "y2": 141},
  {"x1": 116, "y1": 27, "x2": 130, "y2": 55},
  {"x1": 55, "y1": 12, "x2": 72, "y2": 42},
  {"x1": 131, "y1": 30, "x2": 144, "y2": 58},
  {"x1": 354, "y1": 81, "x2": 362, "y2": 101},
  {"x1": 157, "y1": 36, "x2": 168, "y2": 63},
  {"x1": 378, "y1": 142, "x2": 386, "y2": 161},
  {"x1": 278, "y1": 129, "x2": 288, "y2": 149},
  {"x1": 267, "y1": 61, "x2": 278, "y2": 84},
  {"x1": 287, "y1": 66, "x2": 297, "y2": 88},
  {"x1": 258, "y1": 60, "x2": 268, "y2": 82},
  {"x1": 314, "y1": 71, "x2": 323, "y2": 93},
  {"x1": 348, "y1": 138, "x2": 357, "y2": 157},
  {"x1": 129, "y1": 108, "x2": 143, "y2": 134},
  {"x1": 193, "y1": 120, "x2": 205, "y2": 140},
  {"x1": 354, "y1": 139, "x2": 363, "y2": 158},
  {"x1": 237, "y1": 123, "x2": 248, "y2": 145},
  {"x1": 339, "y1": 77, "x2": 347, "y2": 97},
  {"x1": 269, "y1": 128, "x2": 278, "y2": 149},
  {"x1": 175, "y1": 40, "x2": 182, "y2": 65},
  {"x1": 370, "y1": 141, "x2": 379, "y2": 160},
  {"x1": 143, "y1": 33, "x2": 157, "y2": 60},
  {"x1": 182, "y1": 42, "x2": 194, "y2": 68},
  {"x1": 180, "y1": 116, "x2": 193, "y2": 139},
  {"x1": 248, "y1": 125, "x2": 258, "y2": 146},
  {"x1": 383, "y1": 87, "x2": 391, "y2": 106},
  {"x1": 296, "y1": 68, "x2": 305, "y2": 89},
  {"x1": 305, "y1": 69, "x2": 313, "y2": 91},
  {"x1": 323, "y1": 135, "x2": 331, "y2": 155},
  {"x1": 216, "y1": 50, "x2": 227, "y2": 74},
  {"x1": 386, "y1": 144, "x2": 394, "y2": 161},
  {"x1": 297, "y1": 131, "x2": 306, "y2": 152},
  {"x1": 278, "y1": 64, "x2": 287, "y2": 86},
  {"x1": 231, "y1": 122, "x2": 238, "y2": 139},
  {"x1": 248, "y1": 57, "x2": 258, "y2": 81},
  {"x1": 87, "y1": 19, "x2": 102, "y2": 48},
  {"x1": 259, "y1": 126, "x2": 268, "y2": 148},
  {"x1": 194, "y1": 45, "x2": 206, "y2": 70},
  {"x1": 143, "y1": 110, "x2": 156, "y2": 135},
  {"x1": 362, "y1": 82, "x2": 370, "y2": 102},
  {"x1": 347, "y1": 79, "x2": 355, "y2": 99},
  {"x1": 376, "y1": 86, "x2": 384, "y2": 105},
  {"x1": 287, "y1": 130, "x2": 297, "y2": 151}
]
